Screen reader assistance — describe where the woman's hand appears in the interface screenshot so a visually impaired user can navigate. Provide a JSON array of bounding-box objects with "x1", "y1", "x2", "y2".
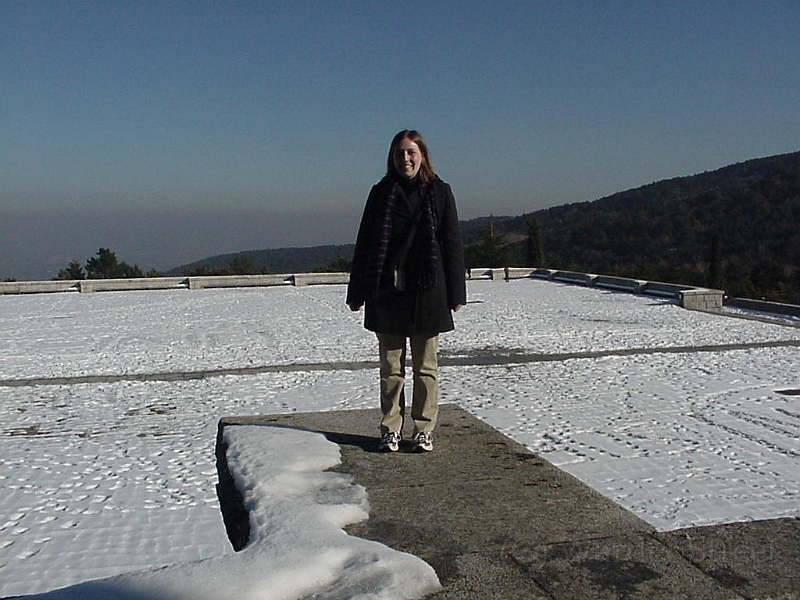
[{"x1": 348, "y1": 302, "x2": 363, "y2": 312}]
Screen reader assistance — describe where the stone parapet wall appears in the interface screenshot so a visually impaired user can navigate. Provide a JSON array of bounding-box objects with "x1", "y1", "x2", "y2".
[
  {"x1": 0, "y1": 280, "x2": 82, "y2": 294},
  {"x1": 467, "y1": 267, "x2": 506, "y2": 280},
  {"x1": 78, "y1": 277, "x2": 188, "y2": 293},
  {"x1": 5, "y1": 270, "x2": 792, "y2": 318},
  {"x1": 471, "y1": 267, "x2": 727, "y2": 313},
  {"x1": 187, "y1": 274, "x2": 292, "y2": 290},
  {"x1": 725, "y1": 297, "x2": 800, "y2": 318},
  {"x1": 0, "y1": 273, "x2": 349, "y2": 295}
]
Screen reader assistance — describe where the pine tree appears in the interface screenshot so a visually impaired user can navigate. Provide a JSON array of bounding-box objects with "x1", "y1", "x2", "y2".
[
  {"x1": 84, "y1": 248, "x2": 144, "y2": 279},
  {"x1": 707, "y1": 231, "x2": 723, "y2": 289},
  {"x1": 465, "y1": 215, "x2": 517, "y2": 268},
  {"x1": 525, "y1": 217, "x2": 545, "y2": 268},
  {"x1": 85, "y1": 248, "x2": 120, "y2": 279},
  {"x1": 57, "y1": 260, "x2": 86, "y2": 280}
]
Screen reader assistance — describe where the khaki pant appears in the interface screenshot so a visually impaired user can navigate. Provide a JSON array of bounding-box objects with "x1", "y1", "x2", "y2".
[{"x1": 377, "y1": 333, "x2": 439, "y2": 435}]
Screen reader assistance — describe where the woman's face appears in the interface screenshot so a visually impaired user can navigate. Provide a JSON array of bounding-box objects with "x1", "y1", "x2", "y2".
[{"x1": 393, "y1": 137, "x2": 423, "y2": 179}]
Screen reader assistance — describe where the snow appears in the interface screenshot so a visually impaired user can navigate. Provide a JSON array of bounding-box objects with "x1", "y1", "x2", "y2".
[
  {"x1": 6, "y1": 426, "x2": 438, "y2": 600},
  {"x1": 1, "y1": 280, "x2": 798, "y2": 598}
]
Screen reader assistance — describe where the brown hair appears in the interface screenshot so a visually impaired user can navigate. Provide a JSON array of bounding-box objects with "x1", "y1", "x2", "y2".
[{"x1": 385, "y1": 129, "x2": 436, "y2": 183}]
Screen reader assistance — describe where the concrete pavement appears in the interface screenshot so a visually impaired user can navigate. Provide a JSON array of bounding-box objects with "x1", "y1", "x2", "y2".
[{"x1": 217, "y1": 405, "x2": 799, "y2": 600}]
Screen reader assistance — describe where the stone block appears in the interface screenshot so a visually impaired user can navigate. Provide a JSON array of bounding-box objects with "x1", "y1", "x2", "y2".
[
  {"x1": 292, "y1": 272, "x2": 349, "y2": 286},
  {"x1": 79, "y1": 277, "x2": 188, "y2": 293},
  {"x1": 679, "y1": 288, "x2": 724, "y2": 312},
  {"x1": 0, "y1": 280, "x2": 80, "y2": 295},
  {"x1": 640, "y1": 281, "x2": 691, "y2": 299},
  {"x1": 504, "y1": 268, "x2": 537, "y2": 280},
  {"x1": 187, "y1": 274, "x2": 290, "y2": 290},
  {"x1": 468, "y1": 268, "x2": 497, "y2": 280},
  {"x1": 553, "y1": 270, "x2": 597, "y2": 286},
  {"x1": 593, "y1": 275, "x2": 647, "y2": 293}
]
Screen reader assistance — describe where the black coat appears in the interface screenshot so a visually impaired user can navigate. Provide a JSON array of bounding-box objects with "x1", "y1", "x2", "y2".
[{"x1": 347, "y1": 177, "x2": 466, "y2": 336}]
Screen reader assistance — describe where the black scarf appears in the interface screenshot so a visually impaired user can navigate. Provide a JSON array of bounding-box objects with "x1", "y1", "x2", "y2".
[{"x1": 371, "y1": 177, "x2": 440, "y2": 297}]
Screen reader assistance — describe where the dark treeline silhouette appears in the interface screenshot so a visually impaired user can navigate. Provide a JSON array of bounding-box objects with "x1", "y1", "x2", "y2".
[
  {"x1": 462, "y1": 151, "x2": 800, "y2": 304},
  {"x1": 185, "y1": 254, "x2": 264, "y2": 276},
  {"x1": 56, "y1": 248, "x2": 154, "y2": 280},
  {"x1": 167, "y1": 245, "x2": 356, "y2": 277}
]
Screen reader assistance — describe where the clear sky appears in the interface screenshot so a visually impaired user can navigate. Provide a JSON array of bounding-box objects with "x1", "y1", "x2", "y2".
[{"x1": 2, "y1": 1, "x2": 799, "y2": 280}]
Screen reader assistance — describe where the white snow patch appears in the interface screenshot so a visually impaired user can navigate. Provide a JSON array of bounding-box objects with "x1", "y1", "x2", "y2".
[{"x1": 17, "y1": 426, "x2": 439, "y2": 600}]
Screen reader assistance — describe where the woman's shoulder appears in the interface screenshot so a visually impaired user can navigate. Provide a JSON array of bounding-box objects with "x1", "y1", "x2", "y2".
[
  {"x1": 365, "y1": 178, "x2": 393, "y2": 202},
  {"x1": 370, "y1": 177, "x2": 396, "y2": 193},
  {"x1": 430, "y1": 176, "x2": 451, "y2": 189},
  {"x1": 429, "y1": 177, "x2": 454, "y2": 199}
]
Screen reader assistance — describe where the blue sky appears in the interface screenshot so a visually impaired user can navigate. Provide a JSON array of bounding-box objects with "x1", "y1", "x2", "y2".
[{"x1": 2, "y1": 1, "x2": 799, "y2": 279}]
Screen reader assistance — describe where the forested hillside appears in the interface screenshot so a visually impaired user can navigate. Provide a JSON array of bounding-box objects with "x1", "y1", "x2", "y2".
[
  {"x1": 166, "y1": 245, "x2": 354, "y2": 277},
  {"x1": 465, "y1": 151, "x2": 800, "y2": 303}
]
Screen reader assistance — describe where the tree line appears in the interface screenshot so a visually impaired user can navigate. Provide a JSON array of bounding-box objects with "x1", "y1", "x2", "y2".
[
  {"x1": 462, "y1": 151, "x2": 800, "y2": 304},
  {"x1": 56, "y1": 248, "x2": 153, "y2": 280},
  {"x1": 55, "y1": 249, "x2": 270, "y2": 279}
]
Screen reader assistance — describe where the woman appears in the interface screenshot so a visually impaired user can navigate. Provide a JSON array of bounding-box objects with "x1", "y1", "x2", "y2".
[{"x1": 347, "y1": 130, "x2": 466, "y2": 452}]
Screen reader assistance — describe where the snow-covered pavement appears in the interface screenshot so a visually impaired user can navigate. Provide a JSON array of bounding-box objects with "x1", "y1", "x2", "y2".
[{"x1": 1, "y1": 280, "x2": 798, "y2": 598}]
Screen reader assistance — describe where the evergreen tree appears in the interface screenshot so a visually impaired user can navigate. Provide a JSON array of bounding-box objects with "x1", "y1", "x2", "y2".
[
  {"x1": 707, "y1": 231, "x2": 723, "y2": 289},
  {"x1": 57, "y1": 260, "x2": 86, "y2": 280},
  {"x1": 464, "y1": 216, "x2": 518, "y2": 268},
  {"x1": 85, "y1": 248, "x2": 121, "y2": 279},
  {"x1": 524, "y1": 217, "x2": 545, "y2": 268},
  {"x1": 84, "y1": 248, "x2": 145, "y2": 279},
  {"x1": 751, "y1": 261, "x2": 784, "y2": 301}
]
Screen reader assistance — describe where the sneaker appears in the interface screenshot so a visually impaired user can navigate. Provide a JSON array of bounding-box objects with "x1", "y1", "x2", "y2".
[
  {"x1": 411, "y1": 431, "x2": 433, "y2": 453},
  {"x1": 378, "y1": 431, "x2": 401, "y2": 453}
]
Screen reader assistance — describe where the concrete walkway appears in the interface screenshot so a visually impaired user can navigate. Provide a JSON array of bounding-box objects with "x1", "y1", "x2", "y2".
[{"x1": 219, "y1": 405, "x2": 799, "y2": 600}]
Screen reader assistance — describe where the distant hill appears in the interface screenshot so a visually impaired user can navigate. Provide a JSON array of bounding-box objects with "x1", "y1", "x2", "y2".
[
  {"x1": 165, "y1": 245, "x2": 355, "y2": 276},
  {"x1": 167, "y1": 150, "x2": 800, "y2": 303},
  {"x1": 480, "y1": 150, "x2": 800, "y2": 303}
]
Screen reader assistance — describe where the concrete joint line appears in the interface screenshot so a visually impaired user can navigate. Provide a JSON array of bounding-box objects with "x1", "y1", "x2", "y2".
[{"x1": 1, "y1": 340, "x2": 798, "y2": 388}]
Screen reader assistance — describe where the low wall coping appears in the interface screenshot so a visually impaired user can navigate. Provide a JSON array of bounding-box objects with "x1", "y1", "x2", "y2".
[
  {"x1": 0, "y1": 280, "x2": 80, "y2": 294},
  {"x1": 187, "y1": 274, "x2": 292, "y2": 290}
]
